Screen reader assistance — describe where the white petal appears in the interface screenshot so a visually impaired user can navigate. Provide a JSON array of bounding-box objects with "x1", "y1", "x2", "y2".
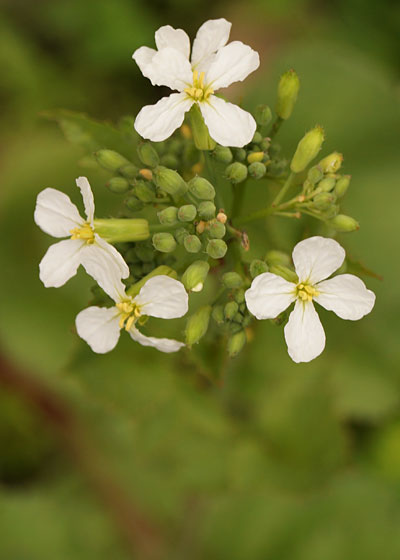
[
  {"x1": 200, "y1": 96, "x2": 257, "y2": 147},
  {"x1": 80, "y1": 236, "x2": 129, "y2": 302},
  {"x1": 34, "y1": 188, "x2": 83, "y2": 238},
  {"x1": 76, "y1": 306, "x2": 121, "y2": 354},
  {"x1": 134, "y1": 276, "x2": 188, "y2": 319},
  {"x1": 206, "y1": 41, "x2": 260, "y2": 90},
  {"x1": 245, "y1": 272, "x2": 295, "y2": 319},
  {"x1": 129, "y1": 327, "x2": 185, "y2": 353},
  {"x1": 76, "y1": 176, "x2": 95, "y2": 224},
  {"x1": 155, "y1": 25, "x2": 190, "y2": 59},
  {"x1": 39, "y1": 239, "x2": 84, "y2": 288},
  {"x1": 292, "y1": 236, "x2": 345, "y2": 284},
  {"x1": 191, "y1": 18, "x2": 231, "y2": 70},
  {"x1": 284, "y1": 300, "x2": 326, "y2": 363},
  {"x1": 135, "y1": 93, "x2": 193, "y2": 142},
  {"x1": 132, "y1": 46, "x2": 157, "y2": 80},
  {"x1": 144, "y1": 47, "x2": 192, "y2": 90},
  {"x1": 315, "y1": 274, "x2": 376, "y2": 320}
]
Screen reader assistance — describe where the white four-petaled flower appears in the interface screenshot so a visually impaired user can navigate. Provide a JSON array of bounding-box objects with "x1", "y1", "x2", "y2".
[
  {"x1": 245, "y1": 236, "x2": 376, "y2": 363},
  {"x1": 76, "y1": 274, "x2": 188, "y2": 354},
  {"x1": 133, "y1": 18, "x2": 260, "y2": 147},
  {"x1": 34, "y1": 177, "x2": 129, "y2": 290}
]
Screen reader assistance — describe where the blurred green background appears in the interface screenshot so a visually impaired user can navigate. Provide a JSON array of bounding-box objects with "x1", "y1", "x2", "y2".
[{"x1": 1, "y1": 0, "x2": 400, "y2": 558}]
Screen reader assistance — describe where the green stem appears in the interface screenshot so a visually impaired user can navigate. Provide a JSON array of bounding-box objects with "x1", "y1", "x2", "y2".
[
  {"x1": 268, "y1": 116, "x2": 284, "y2": 139},
  {"x1": 272, "y1": 171, "x2": 296, "y2": 206},
  {"x1": 149, "y1": 222, "x2": 179, "y2": 233},
  {"x1": 203, "y1": 151, "x2": 225, "y2": 210},
  {"x1": 230, "y1": 181, "x2": 247, "y2": 221}
]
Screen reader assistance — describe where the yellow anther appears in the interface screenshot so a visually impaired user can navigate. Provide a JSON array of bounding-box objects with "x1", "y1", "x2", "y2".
[
  {"x1": 70, "y1": 223, "x2": 95, "y2": 244},
  {"x1": 184, "y1": 70, "x2": 214, "y2": 102},
  {"x1": 116, "y1": 300, "x2": 141, "y2": 331},
  {"x1": 296, "y1": 282, "x2": 319, "y2": 302}
]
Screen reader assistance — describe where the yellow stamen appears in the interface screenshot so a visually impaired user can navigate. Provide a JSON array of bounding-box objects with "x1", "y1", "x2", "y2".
[
  {"x1": 70, "y1": 223, "x2": 95, "y2": 244},
  {"x1": 116, "y1": 300, "x2": 141, "y2": 331},
  {"x1": 296, "y1": 283, "x2": 320, "y2": 302},
  {"x1": 184, "y1": 70, "x2": 214, "y2": 102}
]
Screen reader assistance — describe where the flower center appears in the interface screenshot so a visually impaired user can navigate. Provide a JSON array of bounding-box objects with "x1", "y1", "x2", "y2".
[
  {"x1": 116, "y1": 299, "x2": 141, "y2": 331},
  {"x1": 184, "y1": 70, "x2": 214, "y2": 102},
  {"x1": 70, "y1": 223, "x2": 95, "y2": 244},
  {"x1": 296, "y1": 283, "x2": 320, "y2": 302}
]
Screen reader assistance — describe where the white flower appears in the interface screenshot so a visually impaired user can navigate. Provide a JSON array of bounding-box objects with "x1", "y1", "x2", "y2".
[
  {"x1": 245, "y1": 236, "x2": 376, "y2": 363},
  {"x1": 76, "y1": 273, "x2": 188, "y2": 354},
  {"x1": 133, "y1": 18, "x2": 259, "y2": 147},
  {"x1": 34, "y1": 177, "x2": 129, "y2": 290}
]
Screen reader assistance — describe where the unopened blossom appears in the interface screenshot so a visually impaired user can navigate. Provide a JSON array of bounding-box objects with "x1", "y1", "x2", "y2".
[
  {"x1": 34, "y1": 177, "x2": 129, "y2": 289},
  {"x1": 133, "y1": 18, "x2": 259, "y2": 147},
  {"x1": 245, "y1": 236, "x2": 376, "y2": 363},
  {"x1": 76, "y1": 274, "x2": 188, "y2": 354}
]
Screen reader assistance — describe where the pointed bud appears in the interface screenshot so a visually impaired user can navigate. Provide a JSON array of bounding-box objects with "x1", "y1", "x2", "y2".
[
  {"x1": 133, "y1": 180, "x2": 156, "y2": 202},
  {"x1": 227, "y1": 330, "x2": 247, "y2": 358},
  {"x1": 178, "y1": 204, "x2": 197, "y2": 222},
  {"x1": 312, "y1": 192, "x2": 336, "y2": 210},
  {"x1": 335, "y1": 175, "x2": 351, "y2": 198},
  {"x1": 290, "y1": 125, "x2": 325, "y2": 173},
  {"x1": 185, "y1": 305, "x2": 212, "y2": 347},
  {"x1": 222, "y1": 272, "x2": 243, "y2": 289},
  {"x1": 276, "y1": 69, "x2": 300, "y2": 120},
  {"x1": 250, "y1": 259, "x2": 269, "y2": 278},
  {"x1": 318, "y1": 177, "x2": 336, "y2": 192},
  {"x1": 182, "y1": 260, "x2": 210, "y2": 292},
  {"x1": 224, "y1": 301, "x2": 239, "y2": 321},
  {"x1": 137, "y1": 142, "x2": 160, "y2": 168},
  {"x1": 157, "y1": 206, "x2": 178, "y2": 225},
  {"x1": 188, "y1": 104, "x2": 216, "y2": 150},
  {"x1": 198, "y1": 201, "x2": 216, "y2": 220},
  {"x1": 152, "y1": 232, "x2": 177, "y2": 252},
  {"x1": 318, "y1": 152, "x2": 343, "y2": 174},
  {"x1": 265, "y1": 250, "x2": 291, "y2": 266},
  {"x1": 248, "y1": 161, "x2": 266, "y2": 179},
  {"x1": 93, "y1": 218, "x2": 149, "y2": 242},
  {"x1": 95, "y1": 149, "x2": 130, "y2": 172},
  {"x1": 254, "y1": 104, "x2": 272, "y2": 127},
  {"x1": 206, "y1": 239, "x2": 227, "y2": 259},
  {"x1": 307, "y1": 165, "x2": 323, "y2": 185},
  {"x1": 125, "y1": 195, "x2": 144, "y2": 212},
  {"x1": 269, "y1": 265, "x2": 298, "y2": 283},
  {"x1": 328, "y1": 214, "x2": 359, "y2": 232},
  {"x1": 208, "y1": 220, "x2": 226, "y2": 239},
  {"x1": 212, "y1": 305, "x2": 225, "y2": 325},
  {"x1": 153, "y1": 166, "x2": 188, "y2": 199},
  {"x1": 225, "y1": 162, "x2": 248, "y2": 184},
  {"x1": 106, "y1": 177, "x2": 130, "y2": 194},
  {"x1": 184, "y1": 234, "x2": 202, "y2": 253},
  {"x1": 212, "y1": 145, "x2": 233, "y2": 164},
  {"x1": 247, "y1": 151, "x2": 264, "y2": 164},
  {"x1": 119, "y1": 164, "x2": 139, "y2": 179},
  {"x1": 188, "y1": 176, "x2": 216, "y2": 200}
]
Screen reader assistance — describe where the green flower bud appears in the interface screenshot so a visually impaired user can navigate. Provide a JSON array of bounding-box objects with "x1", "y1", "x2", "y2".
[
  {"x1": 265, "y1": 250, "x2": 291, "y2": 266},
  {"x1": 212, "y1": 305, "x2": 225, "y2": 325},
  {"x1": 182, "y1": 260, "x2": 209, "y2": 292},
  {"x1": 247, "y1": 151, "x2": 264, "y2": 164},
  {"x1": 234, "y1": 289, "x2": 245, "y2": 304},
  {"x1": 93, "y1": 218, "x2": 149, "y2": 242},
  {"x1": 106, "y1": 176, "x2": 130, "y2": 194},
  {"x1": 137, "y1": 142, "x2": 160, "y2": 168},
  {"x1": 225, "y1": 162, "x2": 248, "y2": 184},
  {"x1": 142, "y1": 262, "x2": 154, "y2": 274},
  {"x1": 290, "y1": 125, "x2": 325, "y2": 173},
  {"x1": 184, "y1": 234, "x2": 202, "y2": 253},
  {"x1": 212, "y1": 145, "x2": 233, "y2": 164},
  {"x1": 222, "y1": 272, "x2": 243, "y2": 289},
  {"x1": 208, "y1": 220, "x2": 226, "y2": 239},
  {"x1": 152, "y1": 232, "x2": 177, "y2": 253},
  {"x1": 188, "y1": 104, "x2": 216, "y2": 150},
  {"x1": 134, "y1": 180, "x2": 156, "y2": 203},
  {"x1": 260, "y1": 137, "x2": 271, "y2": 151},
  {"x1": 265, "y1": 159, "x2": 287, "y2": 177},
  {"x1": 276, "y1": 69, "x2": 300, "y2": 120},
  {"x1": 131, "y1": 263, "x2": 143, "y2": 277},
  {"x1": 227, "y1": 330, "x2": 247, "y2": 357},
  {"x1": 250, "y1": 259, "x2": 269, "y2": 278},
  {"x1": 125, "y1": 248, "x2": 140, "y2": 264},
  {"x1": 95, "y1": 149, "x2": 129, "y2": 172},
  {"x1": 242, "y1": 314, "x2": 252, "y2": 327},
  {"x1": 233, "y1": 312, "x2": 244, "y2": 324},
  {"x1": 269, "y1": 265, "x2": 298, "y2": 283},
  {"x1": 185, "y1": 305, "x2": 212, "y2": 347},
  {"x1": 252, "y1": 131, "x2": 263, "y2": 144},
  {"x1": 248, "y1": 161, "x2": 266, "y2": 179},
  {"x1": 318, "y1": 177, "x2": 336, "y2": 193},
  {"x1": 120, "y1": 164, "x2": 139, "y2": 179},
  {"x1": 178, "y1": 204, "x2": 197, "y2": 222},
  {"x1": 206, "y1": 239, "x2": 227, "y2": 259},
  {"x1": 318, "y1": 152, "x2": 343, "y2": 174},
  {"x1": 312, "y1": 192, "x2": 336, "y2": 210},
  {"x1": 160, "y1": 153, "x2": 179, "y2": 168},
  {"x1": 335, "y1": 175, "x2": 351, "y2": 198},
  {"x1": 198, "y1": 201, "x2": 216, "y2": 220},
  {"x1": 328, "y1": 214, "x2": 359, "y2": 232},
  {"x1": 254, "y1": 104, "x2": 272, "y2": 127},
  {"x1": 174, "y1": 227, "x2": 189, "y2": 245},
  {"x1": 307, "y1": 165, "x2": 323, "y2": 185},
  {"x1": 324, "y1": 204, "x2": 340, "y2": 219},
  {"x1": 125, "y1": 195, "x2": 144, "y2": 212},
  {"x1": 135, "y1": 243, "x2": 154, "y2": 263},
  {"x1": 153, "y1": 141, "x2": 166, "y2": 155},
  {"x1": 153, "y1": 166, "x2": 188, "y2": 199},
  {"x1": 157, "y1": 206, "x2": 178, "y2": 225},
  {"x1": 224, "y1": 301, "x2": 239, "y2": 321},
  {"x1": 233, "y1": 148, "x2": 247, "y2": 162},
  {"x1": 188, "y1": 176, "x2": 216, "y2": 200}
]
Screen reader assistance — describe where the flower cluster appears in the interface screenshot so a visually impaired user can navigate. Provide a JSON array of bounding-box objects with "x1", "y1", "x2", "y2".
[{"x1": 35, "y1": 19, "x2": 376, "y2": 364}]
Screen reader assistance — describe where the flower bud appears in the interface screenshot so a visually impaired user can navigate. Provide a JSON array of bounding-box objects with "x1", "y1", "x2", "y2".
[
  {"x1": 188, "y1": 176, "x2": 216, "y2": 200},
  {"x1": 307, "y1": 165, "x2": 323, "y2": 185},
  {"x1": 290, "y1": 125, "x2": 325, "y2": 173},
  {"x1": 160, "y1": 154, "x2": 179, "y2": 168},
  {"x1": 212, "y1": 145, "x2": 233, "y2": 164},
  {"x1": 184, "y1": 234, "x2": 202, "y2": 253},
  {"x1": 157, "y1": 206, "x2": 178, "y2": 225},
  {"x1": 206, "y1": 239, "x2": 227, "y2": 259},
  {"x1": 248, "y1": 161, "x2": 266, "y2": 179},
  {"x1": 95, "y1": 149, "x2": 129, "y2": 172},
  {"x1": 174, "y1": 227, "x2": 189, "y2": 245},
  {"x1": 135, "y1": 243, "x2": 154, "y2": 263},
  {"x1": 252, "y1": 131, "x2": 263, "y2": 144},
  {"x1": 208, "y1": 220, "x2": 226, "y2": 239},
  {"x1": 247, "y1": 151, "x2": 264, "y2": 164},
  {"x1": 224, "y1": 301, "x2": 239, "y2": 321},
  {"x1": 152, "y1": 232, "x2": 177, "y2": 252},
  {"x1": 125, "y1": 195, "x2": 144, "y2": 212},
  {"x1": 212, "y1": 305, "x2": 225, "y2": 325},
  {"x1": 198, "y1": 201, "x2": 216, "y2": 220},
  {"x1": 133, "y1": 180, "x2": 156, "y2": 202},
  {"x1": 93, "y1": 218, "x2": 149, "y2": 242},
  {"x1": 276, "y1": 69, "x2": 300, "y2": 120},
  {"x1": 235, "y1": 289, "x2": 245, "y2": 304},
  {"x1": 185, "y1": 305, "x2": 212, "y2": 347},
  {"x1": 269, "y1": 265, "x2": 298, "y2": 283},
  {"x1": 318, "y1": 177, "x2": 336, "y2": 192},
  {"x1": 137, "y1": 142, "x2": 160, "y2": 168},
  {"x1": 225, "y1": 162, "x2": 248, "y2": 184},
  {"x1": 312, "y1": 192, "x2": 336, "y2": 210},
  {"x1": 182, "y1": 260, "x2": 209, "y2": 292},
  {"x1": 227, "y1": 330, "x2": 247, "y2": 358},
  {"x1": 254, "y1": 104, "x2": 272, "y2": 127},
  {"x1": 335, "y1": 175, "x2": 351, "y2": 198},
  {"x1": 216, "y1": 211, "x2": 228, "y2": 224},
  {"x1": 265, "y1": 250, "x2": 291, "y2": 266},
  {"x1": 106, "y1": 177, "x2": 130, "y2": 194},
  {"x1": 178, "y1": 204, "x2": 197, "y2": 222},
  {"x1": 153, "y1": 166, "x2": 188, "y2": 199},
  {"x1": 233, "y1": 148, "x2": 247, "y2": 162},
  {"x1": 318, "y1": 152, "x2": 343, "y2": 174},
  {"x1": 139, "y1": 169, "x2": 153, "y2": 181},
  {"x1": 250, "y1": 259, "x2": 269, "y2": 278},
  {"x1": 328, "y1": 214, "x2": 359, "y2": 232},
  {"x1": 222, "y1": 272, "x2": 243, "y2": 289},
  {"x1": 260, "y1": 137, "x2": 271, "y2": 151},
  {"x1": 117, "y1": 164, "x2": 137, "y2": 180}
]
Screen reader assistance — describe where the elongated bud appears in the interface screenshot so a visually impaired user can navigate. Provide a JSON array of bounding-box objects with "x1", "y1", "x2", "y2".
[
  {"x1": 307, "y1": 165, "x2": 323, "y2": 185},
  {"x1": 212, "y1": 145, "x2": 233, "y2": 164},
  {"x1": 247, "y1": 151, "x2": 264, "y2": 164},
  {"x1": 106, "y1": 177, "x2": 130, "y2": 194},
  {"x1": 212, "y1": 305, "x2": 225, "y2": 325},
  {"x1": 227, "y1": 330, "x2": 247, "y2": 358},
  {"x1": 127, "y1": 265, "x2": 178, "y2": 298},
  {"x1": 120, "y1": 164, "x2": 139, "y2": 179},
  {"x1": 93, "y1": 218, "x2": 149, "y2": 242},
  {"x1": 185, "y1": 305, "x2": 212, "y2": 347},
  {"x1": 312, "y1": 192, "x2": 336, "y2": 210},
  {"x1": 134, "y1": 180, "x2": 156, "y2": 202},
  {"x1": 318, "y1": 177, "x2": 336, "y2": 192},
  {"x1": 188, "y1": 176, "x2": 216, "y2": 200},
  {"x1": 328, "y1": 214, "x2": 359, "y2": 232},
  {"x1": 188, "y1": 104, "x2": 216, "y2": 150},
  {"x1": 206, "y1": 239, "x2": 227, "y2": 259},
  {"x1": 137, "y1": 142, "x2": 159, "y2": 168},
  {"x1": 248, "y1": 161, "x2": 266, "y2": 179},
  {"x1": 225, "y1": 162, "x2": 248, "y2": 184},
  {"x1": 95, "y1": 149, "x2": 129, "y2": 172},
  {"x1": 224, "y1": 301, "x2": 239, "y2": 321},
  {"x1": 265, "y1": 250, "x2": 291, "y2": 266},
  {"x1": 335, "y1": 175, "x2": 351, "y2": 198},
  {"x1": 182, "y1": 260, "x2": 209, "y2": 292},
  {"x1": 318, "y1": 152, "x2": 343, "y2": 174},
  {"x1": 290, "y1": 126, "x2": 325, "y2": 173},
  {"x1": 269, "y1": 264, "x2": 298, "y2": 283},
  {"x1": 250, "y1": 259, "x2": 269, "y2": 278},
  {"x1": 125, "y1": 195, "x2": 144, "y2": 212},
  {"x1": 157, "y1": 206, "x2": 178, "y2": 225},
  {"x1": 184, "y1": 235, "x2": 202, "y2": 253},
  {"x1": 153, "y1": 166, "x2": 188, "y2": 199},
  {"x1": 222, "y1": 272, "x2": 243, "y2": 289},
  {"x1": 198, "y1": 201, "x2": 216, "y2": 220},
  {"x1": 152, "y1": 232, "x2": 177, "y2": 252},
  {"x1": 208, "y1": 220, "x2": 226, "y2": 239},
  {"x1": 276, "y1": 69, "x2": 300, "y2": 120},
  {"x1": 254, "y1": 104, "x2": 272, "y2": 127},
  {"x1": 178, "y1": 204, "x2": 197, "y2": 222}
]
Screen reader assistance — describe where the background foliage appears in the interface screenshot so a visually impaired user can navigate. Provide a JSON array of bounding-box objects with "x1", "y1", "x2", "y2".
[{"x1": 0, "y1": 0, "x2": 399, "y2": 558}]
